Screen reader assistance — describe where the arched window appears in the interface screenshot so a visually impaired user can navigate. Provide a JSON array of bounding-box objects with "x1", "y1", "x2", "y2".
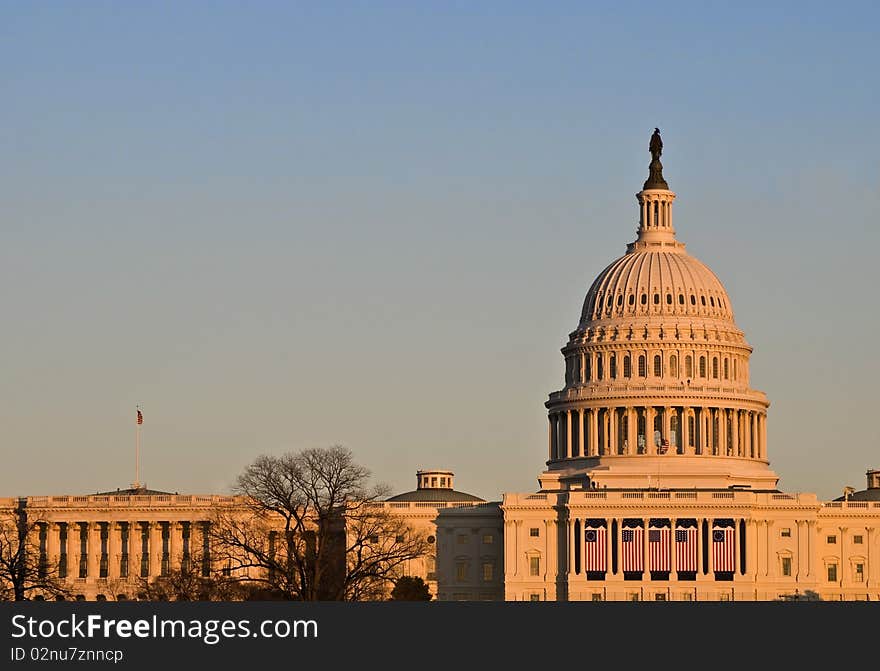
[
  {"x1": 628, "y1": 294, "x2": 635, "y2": 306},
  {"x1": 685, "y1": 355, "x2": 693, "y2": 378},
  {"x1": 724, "y1": 358, "x2": 729, "y2": 379},
  {"x1": 638, "y1": 355, "x2": 646, "y2": 377},
  {"x1": 679, "y1": 294, "x2": 685, "y2": 305},
  {"x1": 733, "y1": 359, "x2": 738, "y2": 380},
  {"x1": 653, "y1": 293, "x2": 660, "y2": 305},
  {"x1": 701, "y1": 296, "x2": 707, "y2": 306},
  {"x1": 699, "y1": 356, "x2": 706, "y2": 378},
  {"x1": 666, "y1": 293, "x2": 672, "y2": 305},
  {"x1": 653, "y1": 354, "x2": 662, "y2": 377},
  {"x1": 597, "y1": 354, "x2": 604, "y2": 380},
  {"x1": 585, "y1": 357, "x2": 592, "y2": 381},
  {"x1": 712, "y1": 357, "x2": 719, "y2": 379},
  {"x1": 710, "y1": 296, "x2": 715, "y2": 307},
  {"x1": 623, "y1": 355, "x2": 631, "y2": 378},
  {"x1": 690, "y1": 294, "x2": 696, "y2": 305},
  {"x1": 670, "y1": 355, "x2": 678, "y2": 378},
  {"x1": 606, "y1": 294, "x2": 613, "y2": 307},
  {"x1": 609, "y1": 354, "x2": 617, "y2": 379},
  {"x1": 641, "y1": 294, "x2": 647, "y2": 305},
  {"x1": 617, "y1": 295, "x2": 623, "y2": 306}
]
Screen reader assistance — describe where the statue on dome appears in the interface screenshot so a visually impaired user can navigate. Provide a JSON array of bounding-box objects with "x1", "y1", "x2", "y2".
[
  {"x1": 643, "y1": 127, "x2": 669, "y2": 190},
  {"x1": 649, "y1": 128, "x2": 663, "y2": 161}
]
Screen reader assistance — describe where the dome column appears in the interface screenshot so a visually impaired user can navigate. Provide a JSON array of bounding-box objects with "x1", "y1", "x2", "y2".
[
  {"x1": 662, "y1": 406, "x2": 671, "y2": 453},
  {"x1": 627, "y1": 407, "x2": 637, "y2": 455},
  {"x1": 681, "y1": 407, "x2": 691, "y2": 454},
  {"x1": 565, "y1": 410, "x2": 574, "y2": 459},
  {"x1": 588, "y1": 409, "x2": 598, "y2": 456}
]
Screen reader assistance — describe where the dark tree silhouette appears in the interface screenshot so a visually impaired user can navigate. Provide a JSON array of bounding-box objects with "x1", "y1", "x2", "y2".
[
  {"x1": 210, "y1": 446, "x2": 430, "y2": 601},
  {"x1": 390, "y1": 575, "x2": 432, "y2": 601}
]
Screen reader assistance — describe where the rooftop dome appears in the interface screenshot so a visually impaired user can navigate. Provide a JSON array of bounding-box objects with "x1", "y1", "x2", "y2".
[
  {"x1": 387, "y1": 470, "x2": 484, "y2": 504},
  {"x1": 581, "y1": 248, "x2": 734, "y2": 325}
]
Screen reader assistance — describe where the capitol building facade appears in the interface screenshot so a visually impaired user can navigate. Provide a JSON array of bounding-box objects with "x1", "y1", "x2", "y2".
[{"x1": 3, "y1": 133, "x2": 878, "y2": 601}]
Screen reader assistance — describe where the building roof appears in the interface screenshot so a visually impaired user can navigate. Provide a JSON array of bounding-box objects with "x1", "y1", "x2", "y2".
[
  {"x1": 833, "y1": 489, "x2": 880, "y2": 502},
  {"x1": 95, "y1": 486, "x2": 175, "y2": 496},
  {"x1": 386, "y1": 489, "x2": 484, "y2": 503}
]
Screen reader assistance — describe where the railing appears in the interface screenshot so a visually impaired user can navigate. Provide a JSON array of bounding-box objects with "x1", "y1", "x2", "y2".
[{"x1": 23, "y1": 494, "x2": 240, "y2": 508}]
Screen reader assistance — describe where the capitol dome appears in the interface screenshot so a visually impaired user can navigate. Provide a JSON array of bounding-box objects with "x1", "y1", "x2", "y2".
[{"x1": 541, "y1": 130, "x2": 777, "y2": 491}]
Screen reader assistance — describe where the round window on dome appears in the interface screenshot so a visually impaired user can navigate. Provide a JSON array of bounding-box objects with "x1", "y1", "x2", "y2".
[
  {"x1": 641, "y1": 294, "x2": 647, "y2": 305},
  {"x1": 653, "y1": 293, "x2": 659, "y2": 305},
  {"x1": 629, "y1": 295, "x2": 635, "y2": 306},
  {"x1": 679, "y1": 294, "x2": 685, "y2": 305},
  {"x1": 666, "y1": 294, "x2": 672, "y2": 305}
]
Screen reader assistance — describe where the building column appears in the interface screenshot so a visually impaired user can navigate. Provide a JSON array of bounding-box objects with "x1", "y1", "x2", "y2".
[
  {"x1": 662, "y1": 407, "x2": 671, "y2": 451},
  {"x1": 696, "y1": 518, "x2": 706, "y2": 580},
  {"x1": 567, "y1": 518, "x2": 575, "y2": 576},
  {"x1": 107, "y1": 522, "x2": 119, "y2": 579},
  {"x1": 759, "y1": 413, "x2": 766, "y2": 459},
  {"x1": 577, "y1": 409, "x2": 585, "y2": 458},
  {"x1": 579, "y1": 352, "x2": 586, "y2": 384},
  {"x1": 606, "y1": 519, "x2": 614, "y2": 575},
  {"x1": 47, "y1": 522, "x2": 59, "y2": 569},
  {"x1": 609, "y1": 408, "x2": 618, "y2": 455},
  {"x1": 699, "y1": 408, "x2": 708, "y2": 455},
  {"x1": 731, "y1": 410, "x2": 740, "y2": 457},
  {"x1": 548, "y1": 415, "x2": 554, "y2": 461},
  {"x1": 565, "y1": 410, "x2": 573, "y2": 459},
  {"x1": 589, "y1": 409, "x2": 598, "y2": 457},
  {"x1": 627, "y1": 407, "x2": 637, "y2": 455},
  {"x1": 86, "y1": 523, "x2": 99, "y2": 579},
  {"x1": 867, "y1": 527, "x2": 877, "y2": 588},
  {"x1": 149, "y1": 522, "x2": 162, "y2": 577},
  {"x1": 839, "y1": 526, "x2": 847, "y2": 589},
  {"x1": 643, "y1": 518, "x2": 650, "y2": 577}
]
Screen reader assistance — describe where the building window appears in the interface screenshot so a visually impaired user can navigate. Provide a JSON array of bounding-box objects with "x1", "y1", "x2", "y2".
[
  {"x1": 597, "y1": 354, "x2": 604, "y2": 380},
  {"x1": 699, "y1": 356, "x2": 706, "y2": 378},
  {"x1": 690, "y1": 295, "x2": 696, "y2": 306},
  {"x1": 591, "y1": 593, "x2": 603, "y2": 602},
  {"x1": 623, "y1": 356, "x2": 632, "y2": 378},
  {"x1": 99, "y1": 523, "x2": 109, "y2": 578},
  {"x1": 638, "y1": 355, "x2": 646, "y2": 377},
  {"x1": 678, "y1": 294, "x2": 684, "y2": 305},
  {"x1": 641, "y1": 293, "x2": 647, "y2": 305},
  {"x1": 629, "y1": 294, "x2": 635, "y2": 306},
  {"x1": 682, "y1": 592, "x2": 694, "y2": 601},
  {"x1": 609, "y1": 354, "x2": 617, "y2": 379},
  {"x1": 529, "y1": 556, "x2": 541, "y2": 576},
  {"x1": 653, "y1": 355, "x2": 662, "y2": 377},
  {"x1": 855, "y1": 563, "x2": 865, "y2": 582},
  {"x1": 653, "y1": 293, "x2": 660, "y2": 305},
  {"x1": 78, "y1": 524, "x2": 88, "y2": 579},
  {"x1": 457, "y1": 534, "x2": 468, "y2": 544},
  {"x1": 685, "y1": 356, "x2": 693, "y2": 378},
  {"x1": 666, "y1": 293, "x2": 672, "y2": 305},
  {"x1": 482, "y1": 534, "x2": 493, "y2": 544},
  {"x1": 529, "y1": 527, "x2": 540, "y2": 538},
  {"x1": 827, "y1": 535, "x2": 837, "y2": 544},
  {"x1": 456, "y1": 562, "x2": 468, "y2": 582},
  {"x1": 712, "y1": 357, "x2": 719, "y2": 379},
  {"x1": 724, "y1": 358, "x2": 729, "y2": 379},
  {"x1": 781, "y1": 557, "x2": 792, "y2": 576},
  {"x1": 655, "y1": 593, "x2": 667, "y2": 601},
  {"x1": 482, "y1": 563, "x2": 494, "y2": 581},
  {"x1": 827, "y1": 564, "x2": 838, "y2": 582},
  {"x1": 629, "y1": 592, "x2": 640, "y2": 602},
  {"x1": 780, "y1": 528, "x2": 791, "y2": 538},
  {"x1": 853, "y1": 535, "x2": 863, "y2": 544},
  {"x1": 529, "y1": 593, "x2": 541, "y2": 602}
]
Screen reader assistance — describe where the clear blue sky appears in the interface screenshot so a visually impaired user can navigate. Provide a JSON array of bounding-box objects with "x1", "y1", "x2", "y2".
[{"x1": 2, "y1": 2, "x2": 878, "y2": 500}]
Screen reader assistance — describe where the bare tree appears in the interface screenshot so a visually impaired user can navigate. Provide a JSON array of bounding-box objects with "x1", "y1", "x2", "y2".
[
  {"x1": 0, "y1": 499, "x2": 70, "y2": 601},
  {"x1": 210, "y1": 446, "x2": 429, "y2": 600}
]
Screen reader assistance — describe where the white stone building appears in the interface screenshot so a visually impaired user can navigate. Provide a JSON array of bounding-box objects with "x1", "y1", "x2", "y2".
[{"x1": 434, "y1": 131, "x2": 880, "y2": 601}]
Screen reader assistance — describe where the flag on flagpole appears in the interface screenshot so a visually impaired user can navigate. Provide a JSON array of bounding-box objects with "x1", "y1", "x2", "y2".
[{"x1": 137, "y1": 408, "x2": 143, "y2": 425}]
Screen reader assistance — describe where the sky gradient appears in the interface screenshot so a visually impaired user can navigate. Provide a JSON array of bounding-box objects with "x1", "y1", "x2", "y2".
[{"x1": 2, "y1": 2, "x2": 878, "y2": 501}]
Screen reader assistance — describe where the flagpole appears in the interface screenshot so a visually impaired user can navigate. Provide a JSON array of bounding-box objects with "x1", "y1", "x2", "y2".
[{"x1": 134, "y1": 406, "x2": 142, "y2": 490}]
